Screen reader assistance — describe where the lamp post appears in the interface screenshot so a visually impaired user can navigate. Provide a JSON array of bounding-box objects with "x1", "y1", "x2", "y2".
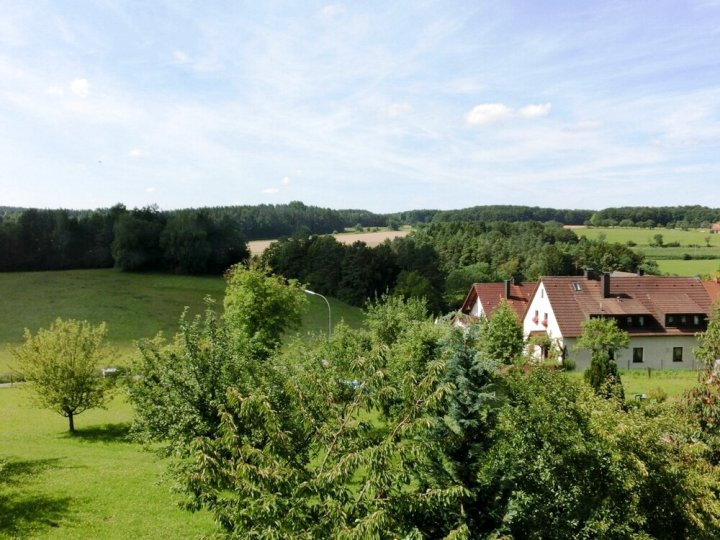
[{"x1": 304, "y1": 289, "x2": 331, "y2": 337}]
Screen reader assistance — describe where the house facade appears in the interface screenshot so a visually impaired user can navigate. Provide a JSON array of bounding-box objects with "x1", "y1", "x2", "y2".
[
  {"x1": 458, "y1": 279, "x2": 535, "y2": 322},
  {"x1": 523, "y1": 272, "x2": 714, "y2": 370},
  {"x1": 458, "y1": 273, "x2": 719, "y2": 370}
]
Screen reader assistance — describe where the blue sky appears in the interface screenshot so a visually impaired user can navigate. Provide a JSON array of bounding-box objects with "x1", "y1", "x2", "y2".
[{"x1": 1, "y1": 1, "x2": 719, "y2": 212}]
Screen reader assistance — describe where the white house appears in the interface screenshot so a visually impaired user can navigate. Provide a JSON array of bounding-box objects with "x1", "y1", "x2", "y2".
[
  {"x1": 457, "y1": 279, "x2": 535, "y2": 324},
  {"x1": 523, "y1": 272, "x2": 716, "y2": 370}
]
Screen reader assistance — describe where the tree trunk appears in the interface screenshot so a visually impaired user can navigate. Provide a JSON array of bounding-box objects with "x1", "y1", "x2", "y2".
[{"x1": 68, "y1": 411, "x2": 75, "y2": 432}]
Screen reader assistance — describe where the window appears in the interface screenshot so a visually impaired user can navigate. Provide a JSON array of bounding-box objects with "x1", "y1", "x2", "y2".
[
  {"x1": 667, "y1": 315, "x2": 675, "y2": 325},
  {"x1": 572, "y1": 282, "x2": 582, "y2": 292},
  {"x1": 673, "y1": 347, "x2": 683, "y2": 363},
  {"x1": 626, "y1": 316, "x2": 633, "y2": 326},
  {"x1": 694, "y1": 315, "x2": 701, "y2": 326},
  {"x1": 638, "y1": 316, "x2": 645, "y2": 327},
  {"x1": 632, "y1": 347, "x2": 644, "y2": 363}
]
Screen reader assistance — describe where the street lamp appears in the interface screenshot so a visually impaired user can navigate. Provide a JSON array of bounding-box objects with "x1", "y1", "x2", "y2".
[{"x1": 304, "y1": 289, "x2": 332, "y2": 337}]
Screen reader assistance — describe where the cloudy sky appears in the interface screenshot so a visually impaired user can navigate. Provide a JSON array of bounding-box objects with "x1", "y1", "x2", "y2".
[{"x1": 1, "y1": 1, "x2": 719, "y2": 212}]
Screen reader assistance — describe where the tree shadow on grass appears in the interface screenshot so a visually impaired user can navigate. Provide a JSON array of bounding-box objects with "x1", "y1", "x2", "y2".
[
  {"x1": 0, "y1": 458, "x2": 73, "y2": 537},
  {"x1": 63, "y1": 422, "x2": 132, "y2": 444}
]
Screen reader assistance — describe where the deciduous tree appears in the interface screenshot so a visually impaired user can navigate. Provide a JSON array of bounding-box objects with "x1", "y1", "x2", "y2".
[
  {"x1": 576, "y1": 317, "x2": 628, "y2": 402},
  {"x1": 12, "y1": 318, "x2": 112, "y2": 432}
]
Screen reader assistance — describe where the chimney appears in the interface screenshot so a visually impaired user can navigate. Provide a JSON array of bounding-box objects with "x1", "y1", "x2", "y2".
[
  {"x1": 584, "y1": 268, "x2": 596, "y2": 280},
  {"x1": 504, "y1": 279, "x2": 512, "y2": 299},
  {"x1": 601, "y1": 273, "x2": 611, "y2": 298},
  {"x1": 637, "y1": 268, "x2": 644, "y2": 276}
]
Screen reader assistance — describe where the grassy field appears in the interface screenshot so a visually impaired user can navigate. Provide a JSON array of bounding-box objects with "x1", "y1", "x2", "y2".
[
  {"x1": 575, "y1": 226, "x2": 720, "y2": 247},
  {"x1": 0, "y1": 269, "x2": 364, "y2": 374},
  {"x1": 0, "y1": 388, "x2": 219, "y2": 539},
  {"x1": 616, "y1": 368, "x2": 699, "y2": 397},
  {"x1": 656, "y1": 258, "x2": 720, "y2": 276},
  {"x1": 572, "y1": 227, "x2": 720, "y2": 276}
]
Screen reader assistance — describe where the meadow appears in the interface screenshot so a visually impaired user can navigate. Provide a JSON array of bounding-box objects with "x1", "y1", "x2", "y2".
[
  {"x1": 0, "y1": 388, "x2": 218, "y2": 539},
  {"x1": 573, "y1": 226, "x2": 720, "y2": 276},
  {"x1": 0, "y1": 268, "x2": 365, "y2": 538},
  {"x1": 0, "y1": 269, "x2": 364, "y2": 376}
]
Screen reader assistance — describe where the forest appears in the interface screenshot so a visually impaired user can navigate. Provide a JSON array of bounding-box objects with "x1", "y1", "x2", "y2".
[
  {"x1": 262, "y1": 221, "x2": 650, "y2": 311},
  {"x1": 2, "y1": 202, "x2": 717, "y2": 309}
]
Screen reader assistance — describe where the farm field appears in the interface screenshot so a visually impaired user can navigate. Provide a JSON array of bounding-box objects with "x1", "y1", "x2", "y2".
[
  {"x1": 574, "y1": 226, "x2": 720, "y2": 247},
  {"x1": 0, "y1": 388, "x2": 219, "y2": 539},
  {"x1": 656, "y1": 258, "x2": 720, "y2": 276},
  {"x1": 0, "y1": 269, "x2": 364, "y2": 375},
  {"x1": 572, "y1": 227, "x2": 720, "y2": 276},
  {"x1": 247, "y1": 228, "x2": 410, "y2": 256}
]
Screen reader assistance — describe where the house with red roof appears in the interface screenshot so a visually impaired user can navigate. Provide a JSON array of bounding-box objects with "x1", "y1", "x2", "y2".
[
  {"x1": 458, "y1": 279, "x2": 535, "y2": 323},
  {"x1": 523, "y1": 271, "x2": 714, "y2": 370}
]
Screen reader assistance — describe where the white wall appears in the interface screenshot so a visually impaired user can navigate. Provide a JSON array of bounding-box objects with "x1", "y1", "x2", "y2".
[
  {"x1": 522, "y1": 282, "x2": 562, "y2": 340},
  {"x1": 566, "y1": 335, "x2": 700, "y2": 371},
  {"x1": 472, "y1": 298, "x2": 484, "y2": 317}
]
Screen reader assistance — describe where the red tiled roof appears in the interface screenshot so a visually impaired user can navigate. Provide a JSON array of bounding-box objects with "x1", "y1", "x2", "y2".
[
  {"x1": 703, "y1": 279, "x2": 720, "y2": 308},
  {"x1": 460, "y1": 281, "x2": 535, "y2": 321},
  {"x1": 542, "y1": 275, "x2": 713, "y2": 337}
]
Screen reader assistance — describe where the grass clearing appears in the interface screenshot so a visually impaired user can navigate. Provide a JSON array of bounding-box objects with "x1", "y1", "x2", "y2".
[
  {"x1": 656, "y1": 258, "x2": 720, "y2": 276},
  {"x1": 0, "y1": 388, "x2": 218, "y2": 539},
  {"x1": 571, "y1": 227, "x2": 720, "y2": 276},
  {"x1": 0, "y1": 269, "x2": 364, "y2": 375},
  {"x1": 565, "y1": 368, "x2": 699, "y2": 399},
  {"x1": 574, "y1": 226, "x2": 720, "y2": 247}
]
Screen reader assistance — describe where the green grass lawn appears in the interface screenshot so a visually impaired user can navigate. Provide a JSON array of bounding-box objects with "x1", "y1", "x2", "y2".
[
  {"x1": 573, "y1": 227, "x2": 720, "y2": 276},
  {"x1": 575, "y1": 226, "x2": 720, "y2": 247},
  {"x1": 656, "y1": 258, "x2": 720, "y2": 276},
  {"x1": 565, "y1": 368, "x2": 699, "y2": 399},
  {"x1": 0, "y1": 269, "x2": 364, "y2": 374},
  {"x1": 0, "y1": 388, "x2": 218, "y2": 539}
]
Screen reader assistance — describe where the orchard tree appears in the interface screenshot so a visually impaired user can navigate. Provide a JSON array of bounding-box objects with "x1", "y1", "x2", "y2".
[
  {"x1": 129, "y1": 264, "x2": 307, "y2": 452},
  {"x1": 223, "y1": 263, "x2": 307, "y2": 359},
  {"x1": 576, "y1": 317, "x2": 628, "y2": 402},
  {"x1": 12, "y1": 318, "x2": 113, "y2": 432}
]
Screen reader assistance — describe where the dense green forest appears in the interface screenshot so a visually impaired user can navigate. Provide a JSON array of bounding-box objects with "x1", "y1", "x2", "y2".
[
  {"x1": 2, "y1": 202, "x2": 717, "y2": 283},
  {"x1": 261, "y1": 221, "x2": 652, "y2": 311}
]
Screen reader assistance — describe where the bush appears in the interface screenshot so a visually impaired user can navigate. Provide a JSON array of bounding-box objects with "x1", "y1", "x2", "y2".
[{"x1": 648, "y1": 387, "x2": 668, "y2": 403}]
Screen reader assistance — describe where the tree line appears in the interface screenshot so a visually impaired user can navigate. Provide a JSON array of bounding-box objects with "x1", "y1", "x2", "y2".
[{"x1": 262, "y1": 221, "x2": 653, "y2": 312}]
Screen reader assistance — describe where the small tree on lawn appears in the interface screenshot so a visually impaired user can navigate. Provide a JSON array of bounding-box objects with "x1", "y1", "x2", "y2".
[
  {"x1": 12, "y1": 318, "x2": 112, "y2": 432},
  {"x1": 576, "y1": 316, "x2": 628, "y2": 402}
]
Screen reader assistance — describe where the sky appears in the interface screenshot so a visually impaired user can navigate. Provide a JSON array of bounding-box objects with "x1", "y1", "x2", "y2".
[{"x1": 1, "y1": 1, "x2": 719, "y2": 213}]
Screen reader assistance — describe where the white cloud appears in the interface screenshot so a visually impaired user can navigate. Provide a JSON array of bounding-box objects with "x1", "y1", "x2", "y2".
[
  {"x1": 282, "y1": 176, "x2": 290, "y2": 185},
  {"x1": 46, "y1": 86, "x2": 63, "y2": 96},
  {"x1": 321, "y1": 4, "x2": 346, "y2": 19},
  {"x1": 466, "y1": 103, "x2": 513, "y2": 125},
  {"x1": 466, "y1": 102, "x2": 552, "y2": 125},
  {"x1": 129, "y1": 148, "x2": 145, "y2": 157},
  {"x1": 146, "y1": 187, "x2": 156, "y2": 193},
  {"x1": 386, "y1": 102, "x2": 413, "y2": 118},
  {"x1": 262, "y1": 187, "x2": 279, "y2": 194},
  {"x1": 173, "y1": 50, "x2": 189, "y2": 63},
  {"x1": 517, "y1": 103, "x2": 551, "y2": 118},
  {"x1": 70, "y1": 78, "x2": 89, "y2": 98},
  {"x1": 563, "y1": 120, "x2": 603, "y2": 132}
]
